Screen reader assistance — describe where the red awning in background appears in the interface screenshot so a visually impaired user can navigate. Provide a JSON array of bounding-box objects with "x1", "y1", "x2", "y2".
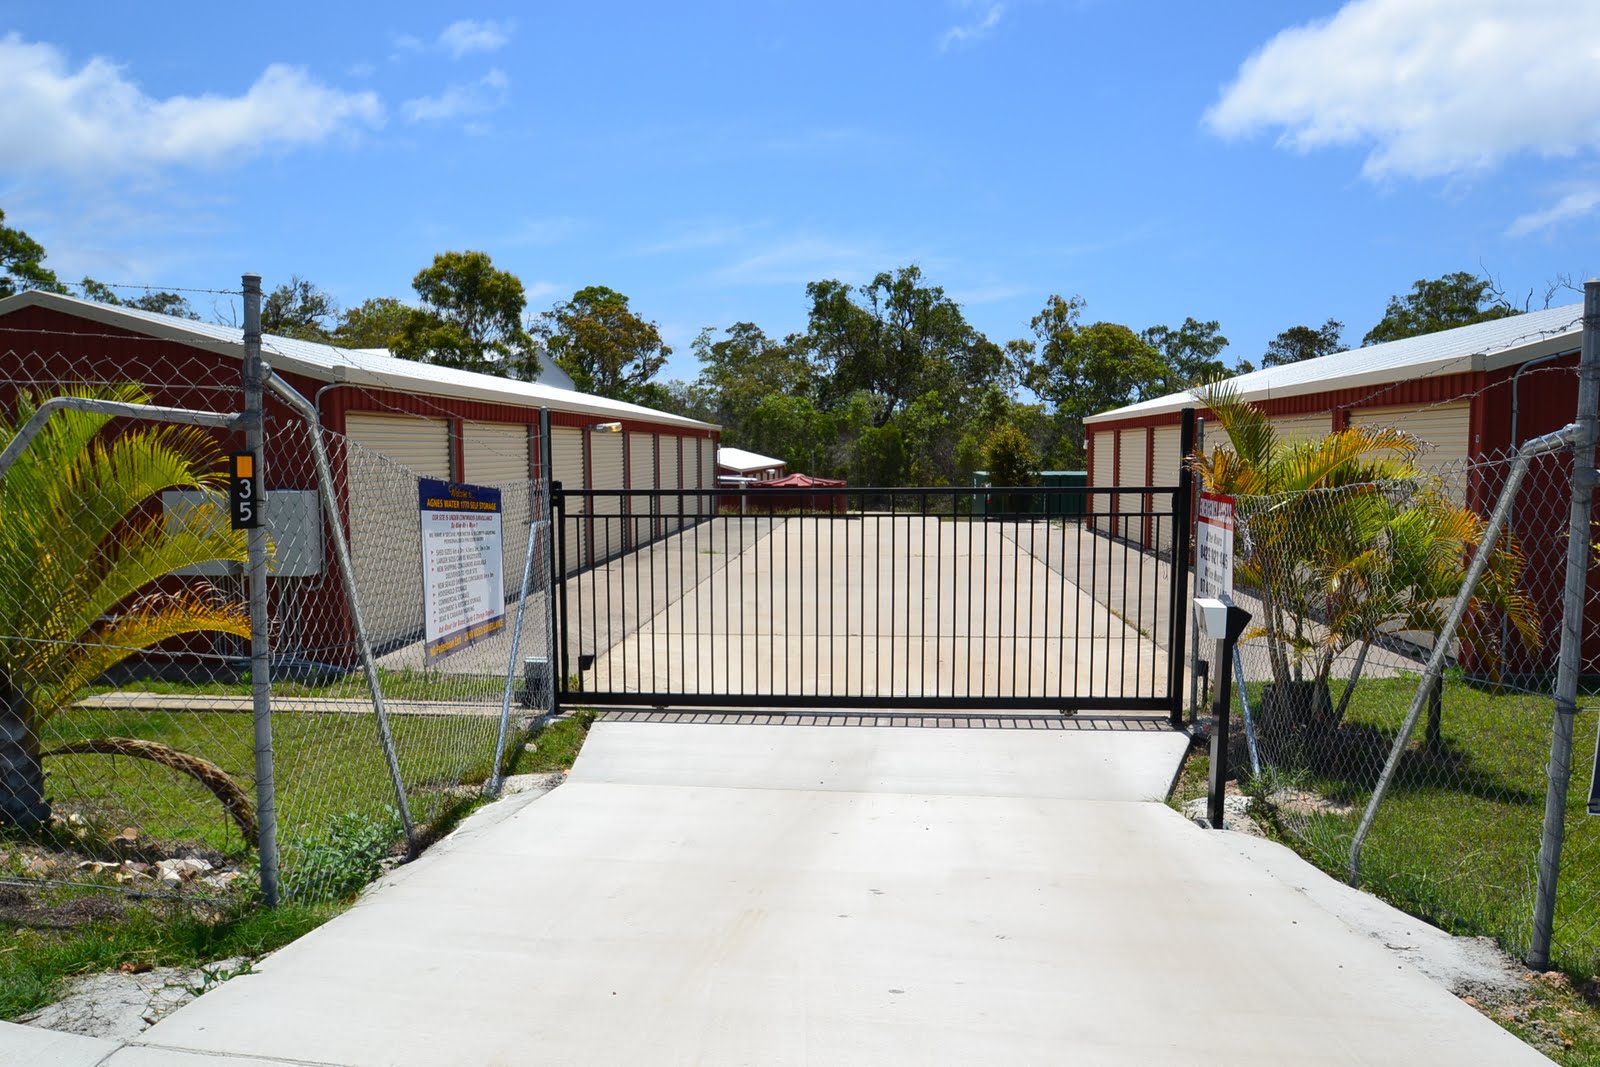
[{"x1": 761, "y1": 473, "x2": 846, "y2": 488}]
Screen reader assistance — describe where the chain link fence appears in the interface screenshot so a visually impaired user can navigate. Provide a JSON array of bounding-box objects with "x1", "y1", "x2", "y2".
[
  {"x1": 1220, "y1": 445, "x2": 1600, "y2": 975},
  {"x1": 0, "y1": 337, "x2": 554, "y2": 906}
]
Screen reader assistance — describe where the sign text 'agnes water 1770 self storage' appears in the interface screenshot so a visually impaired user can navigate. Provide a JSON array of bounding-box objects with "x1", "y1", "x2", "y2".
[{"x1": 418, "y1": 478, "x2": 506, "y2": 664}]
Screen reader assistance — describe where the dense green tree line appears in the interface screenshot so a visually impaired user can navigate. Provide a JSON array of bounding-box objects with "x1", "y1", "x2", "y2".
[{"x1": 0, "y1": 207, "x2": 1552, "y2": 487}]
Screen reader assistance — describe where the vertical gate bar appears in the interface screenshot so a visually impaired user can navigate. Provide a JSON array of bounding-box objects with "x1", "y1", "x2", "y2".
[
  {"x1": 1168, "y1": 408, "x2": 1196, "y2": 728},
  {"x1": 767, "y1": 499, "x2": 774, "y2": 695},
  {"x1": 633, "y1": 491, "x2": 642, "y2": 695},
  {"x1": 1025, "y1": 504, "x2": 1036, "y2": 699},
  {"x1": 554, "y1": 483, "x2": 570, "y2": 697},
  {"x1": 798, "y1": 490, "x2": 804, "y2": 699},
  {"x1": 978, "y1": 495, "x2": 987, "y2": 698},
  {"x1": 604, "y1": 506, "x2": 613, "y2": 692},
  {"x1": 1092, "y1": 497, "x2": 1101, "y2": 701},
  {"x1": 892, "y1": 493, "x2": 902, "y2": 698},
  {"x1": 1070, "y1": 492, "x2": 1080, "y2": 704},
  {"x1": 1134, "y1": 491, "x2": 1146, "y2": 696}
]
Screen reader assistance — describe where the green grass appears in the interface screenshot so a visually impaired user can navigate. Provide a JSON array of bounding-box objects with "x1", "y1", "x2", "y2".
[
  {"x1": 87, "y1": 665, "x2": 510, "y2": 703},
  {"x1": 0, "y1": 692, "x2": 559, "y2": 1025},
  {"x1": 519, "y1": 711, "x2": 596, "y2": 773},
  {"x1": 16, "y1": 702, "x2": 514, "y2": 904},
  {"x1": 0, "y1": 890, "x2": 341, "y2": 1021},
  {"x1": 1236, "y1": 672, "x2": 1600, "y2": 979}
]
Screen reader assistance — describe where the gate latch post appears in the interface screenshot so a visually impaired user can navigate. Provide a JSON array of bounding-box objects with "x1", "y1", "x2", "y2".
[{"x1": 1196, "y1": 597, "x2": 1251, "y2": 829}]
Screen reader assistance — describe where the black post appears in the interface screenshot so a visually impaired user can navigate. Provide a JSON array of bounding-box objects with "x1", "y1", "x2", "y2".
[
  {"x1": 553, "y1": 481, "x2": 570, "y2": 703},
  {"x1": 1167, "y1": 408, "x2": 1197, "y2": 728},
  {"x1": 1206, "y1": 602, "x2": 1252, "y2": 829}
]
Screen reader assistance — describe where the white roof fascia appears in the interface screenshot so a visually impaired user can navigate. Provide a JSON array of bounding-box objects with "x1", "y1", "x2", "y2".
[
  {"x1": 0, "y1": 290, "x2": 716, "y2": 432},
  {"x1": 1085, "y1": 304, "x2": 1583, "y2": 427}
]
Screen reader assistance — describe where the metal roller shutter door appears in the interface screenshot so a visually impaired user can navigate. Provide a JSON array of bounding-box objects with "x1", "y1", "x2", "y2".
[
  {"x1": 627, "y1": 432, "x2": 655, "y2": 547},
  {"x1": 659, "y1": 435, "x2": 681, "y2": 533},
  {"x1": 1271, "y1": 412, "x2": 1334, "y2": 445},
  {"x1": 344, "y1": 413, "x2": 451, "y2": 649},
  {"x1": 1117, "y1": 428, "x2": 1149, "y2": 544},
  {"x1": 589, "y1": 431, "x2": 626, "y2": 561},
  {"x1": 1151, "y1": 424, "x2": 1181, "y2": 553},
  {"x1": 463, "y1": 422, "x2": 533, "y2": 598},
  {"x1": 693, "y1": 437, "x2": 713, "y2": 521},
  {"x1": 707, "y1": 435, "x2": 720, "y2": 515},
  {"x1": 1091, "y1": 430, "x2": 1116, "y2": 536},
  {"x1": 551, "y1": 427, "x2": 586, "y2": 573},
  {"x1": 1351, "y1": 401, "x2": 1471, "y2": 499}
]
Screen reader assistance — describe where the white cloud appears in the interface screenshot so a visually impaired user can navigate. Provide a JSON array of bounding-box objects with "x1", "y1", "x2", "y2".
[
  {"x1": 1508, "y1": 182, "x2": 1600, "y2": 236},
  {"x1": 402, "y1": 68, "x2": 509, "y2": 123},
  {"x1": 438, "y1": 19, "x2": 513, "y2": 59},
  {"x1": 940, "y1": 2, "x2": 1005, "y2": 52},
  {"x1": 709, "y1": 235, "x2": 924, "y2": 287},
  {"x1": 524, "y1": 280, "x2": 562, "y2": 302},
  {"x1": 0, "y1": 35, "x2": 383, "y2": 176},
  {"x1": 636, "y1": 220, "x2": 767, "y2": 256},
  {"x1": 502, "y1": 217, "x2": 582, "y2": 246},
  {"x1": 1206, "y1": 0, "x2": 1600, "y2": 180}
]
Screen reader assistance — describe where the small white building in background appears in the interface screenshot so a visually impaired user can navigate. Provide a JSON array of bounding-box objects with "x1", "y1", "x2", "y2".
[{"x1": 716, "y1": 446, "x2": 786, "y2": 484}]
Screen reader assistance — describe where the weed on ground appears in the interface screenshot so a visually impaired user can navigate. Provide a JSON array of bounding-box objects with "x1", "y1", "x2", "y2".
[
  {"x1": 0, "y1": 884, "x2": 338, "y2": 1021},
  {"x1": 520, "y1": 710, "x2": 596, "y2": 773}
]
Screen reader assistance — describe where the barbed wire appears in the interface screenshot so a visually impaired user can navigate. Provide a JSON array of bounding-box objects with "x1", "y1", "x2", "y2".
[{"x1": 60, "y1": 280, "x2": 244, "y2": 297}]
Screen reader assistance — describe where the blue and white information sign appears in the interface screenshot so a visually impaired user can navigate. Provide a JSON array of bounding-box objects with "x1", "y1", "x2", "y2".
[{"x1": 418, "y1": 478, "x2": 505, "y2": 664}]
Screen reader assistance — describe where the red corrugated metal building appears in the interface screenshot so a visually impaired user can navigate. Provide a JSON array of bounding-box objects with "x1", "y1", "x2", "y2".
[
  {"x1": 1084, "y1": 305, "x2": 1596, "y2": 673},
  {"x1": 0, "y1": 290, "x2": 720, "y2": 664}
]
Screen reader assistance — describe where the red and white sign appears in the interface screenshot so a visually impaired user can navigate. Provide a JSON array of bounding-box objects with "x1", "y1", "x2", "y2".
[{"x1": 1196, "y1": 491, "x2": 1235, "y2": 601}]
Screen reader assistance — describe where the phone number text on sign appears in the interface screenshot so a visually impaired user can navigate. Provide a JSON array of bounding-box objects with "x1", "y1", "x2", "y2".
[{"x1": 1196, "y1": 491, "x2": 1235, "y2": 602}]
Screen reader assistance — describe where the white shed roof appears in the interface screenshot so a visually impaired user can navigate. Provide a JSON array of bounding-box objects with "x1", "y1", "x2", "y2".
[
  {"x1": 717, "y1": 446, "x2": 785, "y2": 473},
  {"x1": 0, "y1": 290, "x2": 716, "y2": 432},
  {"x1": 1085, "y1": 303, "x2": 1584, "y2": 426}
]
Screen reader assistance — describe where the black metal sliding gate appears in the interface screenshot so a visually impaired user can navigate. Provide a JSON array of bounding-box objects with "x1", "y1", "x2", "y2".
[{"x1": 554, "y1": 419, "x2": 1194, "y2": 723}]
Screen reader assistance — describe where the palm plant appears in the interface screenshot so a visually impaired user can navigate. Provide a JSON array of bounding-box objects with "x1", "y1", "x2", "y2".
[
  {"x1": 0, "y1": 385, "x2": 252, "y2": 832},
  {"x1": 1190, "y1": 385, "x2": 1538, "y2": 747}
]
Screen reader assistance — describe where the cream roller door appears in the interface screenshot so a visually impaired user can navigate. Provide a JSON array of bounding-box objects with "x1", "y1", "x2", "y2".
[
  {"x1": 551, "y1": 427, "x2": 586, "y2": 573},
  {"x1": 1271, "y1": 412, "x2": 1334, "y2": 446},
  {"x1": 1151, "y1": 424, "x2": 1182, "y2": 553},
  {"x1": 344, "y1": 412, "x2": 451, "y2": 649},
  {"x1": 1091, "y1": 430, "x2": 1116, "y2": 537},
  {"x1": 700, "y1": 437, "x2": 716, "y2": 520},
  {"x1": 463, "y1": 422, "x2": 533, "y2": 597},
  {"x1": 659, "y1": 435, "x2": 681, "y2": 534},
  {"x1": 627, "y1": 431, "x2": 655, "y2": 548},
  {"x1": 1117, "y1": 427, "x2": 1149, "y2": 544},
  {"x1": 1352, "y1": 401, "x2": 1472, "y2": 500},
  {"x1": 589, "y1": 430, "x2": 626, "y2": 562}
]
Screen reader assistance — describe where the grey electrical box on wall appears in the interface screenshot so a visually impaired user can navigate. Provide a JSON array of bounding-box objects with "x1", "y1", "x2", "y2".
[{"x1": 162, "y1": 490, "x2": 325, "y2": 578}]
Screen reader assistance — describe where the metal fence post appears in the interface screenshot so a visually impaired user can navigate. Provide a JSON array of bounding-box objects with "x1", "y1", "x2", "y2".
[
  {"x1": 540, "y1": 410, "x2": 557, "y2": 718},
  {"x1": 552, "y1": 481, "x2": 570, "y2": 704},
  {"x1": 242, "y1": 274, "x2": 280, "y2": 907},
  {"x1": 1168, "y1": 408, "x2": 1196, "y2": 728},
  {"x1": 1528, "y1": 278, "x2": 1600, "y2": 969},
  {"x1": 1189, "y1": 417, "x2": 1204, "y2": 724}
]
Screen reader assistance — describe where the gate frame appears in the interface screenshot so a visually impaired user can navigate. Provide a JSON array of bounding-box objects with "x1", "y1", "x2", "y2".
[{"x1": 552, "y1": 409, "x2": 1195, "y2": 721}]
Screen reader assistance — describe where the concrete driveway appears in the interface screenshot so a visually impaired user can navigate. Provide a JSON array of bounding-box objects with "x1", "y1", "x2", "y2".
[{"x1": 47, "y1": 719, "x2": 1545, "y2": 1066}]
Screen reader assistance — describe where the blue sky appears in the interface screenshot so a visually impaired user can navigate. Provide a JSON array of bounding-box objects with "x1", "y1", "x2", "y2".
[{"x1": 1, "y1": 0, "x2": 1595, "y2": 385}]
